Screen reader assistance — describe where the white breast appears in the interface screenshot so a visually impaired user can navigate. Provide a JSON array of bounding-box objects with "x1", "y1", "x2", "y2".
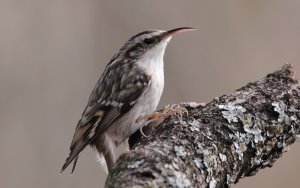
[
  {"x1": 107, "y1": 38, "x2": 169, "y2": 145},
  {"x1": 137, "y1": 39, "x2": 167, "y2": 110},
  {"x1": 138, "y1": 54, "x2": 165, "y2": 113}
]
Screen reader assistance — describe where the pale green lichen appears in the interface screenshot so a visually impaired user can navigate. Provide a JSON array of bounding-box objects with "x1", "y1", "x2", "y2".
[
  {"x1": 209, "y1": 178, "x2": 217, "y2": 188},
  {"x1": 242, "y1": 114, "x2": 264, "y2": 143},
  {"x1": 219, "y1": 104, "x2": 246, "y2": 123},
  {"x1": 127, "y1": 159, "x2": 144, "y2": 169},
  {"x1": 202, "y1": 148, "x2": 218, "y2": 185},
  {"x1": 233, "y1": 142, "x2": 247, "y2": 160},
  {"x1": 251, "y1": 156, "x2": 262, "y2": 166},
  {"x1": 165, "y1": 163, "x2": 192, "y2": 188},
  {"x1": 272, "y1": 101, "x2": 291, "y2": 125},
  {"x1": 188, "y1": 119, "x2": 200, "y2": 132},
  {"x1": 193, "y1": 159, "x2": 204, "y2": 171},
  {"x1": 171, "y1": 160, "x2": 180, "y2": 170},
  {"x1": 219, "y1": 153, "x2": 227, "y2": 162},
  {"x1": 227, "y1": 174, "x2": 237, "y2": 184},
  {"x1": 174, "y1": 145, "x2": 187, "y2": 157}
]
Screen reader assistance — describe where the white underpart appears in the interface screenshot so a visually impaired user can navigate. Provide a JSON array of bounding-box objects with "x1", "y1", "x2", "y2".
[
  {"x1": 137, "y1": 36, "x2": 172, "y2": 100},
  {"x1": 105, "y1": 36, "x2": 172, "y2": 146},
  {"x1": 96, "y1": 153, "x2": 108, "y2": 174}
]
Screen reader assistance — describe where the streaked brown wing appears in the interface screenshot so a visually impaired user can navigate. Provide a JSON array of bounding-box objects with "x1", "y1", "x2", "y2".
[
  {"x1": 61, "y1": 63, "x2": 151, "y2": 173},
  {"x1": 61, "y1": 107, "x2": 119, "y2": 174}
]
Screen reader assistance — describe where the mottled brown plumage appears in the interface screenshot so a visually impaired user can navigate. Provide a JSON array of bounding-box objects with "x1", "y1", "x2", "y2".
[{"x1": 61, "y1": 27, "x2": 194, "y2": 173}]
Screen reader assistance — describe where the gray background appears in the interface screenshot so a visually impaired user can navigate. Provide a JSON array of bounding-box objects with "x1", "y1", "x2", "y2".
[{"x1": 1, "y1": 1, "x2": 300, "y2": 188}]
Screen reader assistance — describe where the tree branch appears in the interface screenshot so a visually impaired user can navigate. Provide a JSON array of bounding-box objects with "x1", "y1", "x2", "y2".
[{"x1": 105, "y1": 64, "x2": 300, "y2": 188}]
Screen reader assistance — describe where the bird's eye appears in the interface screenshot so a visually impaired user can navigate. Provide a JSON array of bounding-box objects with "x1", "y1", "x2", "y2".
[{"x1": 143, "y1": 38, "x2": 154, "y2": 45}]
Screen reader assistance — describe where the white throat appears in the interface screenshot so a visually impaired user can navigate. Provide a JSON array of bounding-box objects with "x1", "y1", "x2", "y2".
[{"x1": 137, "y1": 37, "x2": 171, "y2": 74}]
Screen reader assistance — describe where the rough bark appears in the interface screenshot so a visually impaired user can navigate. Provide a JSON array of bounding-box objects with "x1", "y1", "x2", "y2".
[{"x1": 105, "y1": 64, "x2": 300, "y2": 188}]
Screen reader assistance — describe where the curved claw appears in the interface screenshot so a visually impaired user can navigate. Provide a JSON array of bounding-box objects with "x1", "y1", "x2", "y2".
[{"x1": 139, "y1": 126, "x2": 150, "y2": 138}]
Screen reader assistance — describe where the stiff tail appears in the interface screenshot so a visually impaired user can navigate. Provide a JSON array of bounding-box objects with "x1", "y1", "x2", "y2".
[
  {"x1": 61, "y1": 151, "x2": 80, "y2": 174},
  {"x1": 71, "y1": 156, "x2": 79, "y2": 174},
  {"x1": 60, "y1": 122, "x2": 98, "y2": 174},
  {"x1": 60, "y1": 139, "x2": 90, "y2": 174}
]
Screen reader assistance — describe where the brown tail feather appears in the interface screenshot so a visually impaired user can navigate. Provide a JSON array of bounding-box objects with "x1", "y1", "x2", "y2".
[
  {"x1": 71, "y1": 156, "x2": 79, "y2": 174},
  {"x1": 61, "y1": 153, "x2": 77, "y2": 173},
  {"x1": 61, "y1": 140, "x2": 89, "y2": 173}
]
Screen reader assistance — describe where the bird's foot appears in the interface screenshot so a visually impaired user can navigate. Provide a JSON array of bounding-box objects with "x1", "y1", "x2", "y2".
[
  {"x1": 137, "y1": 105, "x2": 188, "y2": 137},
  {"x1": 161, "y1": 104, "x2": 189, "y2": 120}
]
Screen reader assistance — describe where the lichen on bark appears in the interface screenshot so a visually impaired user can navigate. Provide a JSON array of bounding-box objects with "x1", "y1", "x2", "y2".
[{"x1": 105, "y1": 64, "x2": 300, "y2": 188}]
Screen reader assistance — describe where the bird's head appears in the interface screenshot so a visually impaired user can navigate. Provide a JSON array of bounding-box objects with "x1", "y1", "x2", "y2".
[{"x1": 117, "y1": 27, "x2": 195, "y2": 63}]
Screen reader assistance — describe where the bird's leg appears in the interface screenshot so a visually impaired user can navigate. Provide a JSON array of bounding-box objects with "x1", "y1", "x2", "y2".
[
  {"x1": 128, "y1": 106, "x2": 188, "y2": 148},
  {"x1": 137, "y1": 105, "x2": 188, "y2": 137},
  {"x1": 94, "y1": 134, "x2": 116, "y2": 173}
]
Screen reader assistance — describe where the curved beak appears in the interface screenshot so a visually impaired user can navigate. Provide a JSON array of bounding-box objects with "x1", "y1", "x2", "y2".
[{"x1": 161, "y1": 27, "x2": 195, "y2": 39}]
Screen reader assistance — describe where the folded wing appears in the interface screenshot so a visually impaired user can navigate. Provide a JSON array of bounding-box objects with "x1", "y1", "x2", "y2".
[{"x1": 61, "y1": 63, "x2": 151, "y2": 173}]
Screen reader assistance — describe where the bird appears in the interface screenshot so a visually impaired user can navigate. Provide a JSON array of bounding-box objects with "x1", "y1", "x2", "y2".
[{"x1": 61, "y1": 27, "x2": 195, "y2": 174}]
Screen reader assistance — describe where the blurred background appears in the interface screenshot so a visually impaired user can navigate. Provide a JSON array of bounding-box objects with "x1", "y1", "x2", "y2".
[{"x1": 1, "y1": 1, "x2": 300, "y2": 188}]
